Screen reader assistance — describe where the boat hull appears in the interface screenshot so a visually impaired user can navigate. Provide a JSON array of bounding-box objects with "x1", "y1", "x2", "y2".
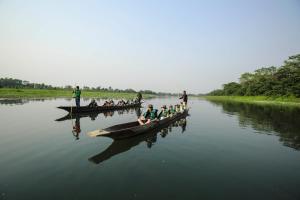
[
  {"x1": 57, "y1": 102, "x2": 142, "y2": 113},
  {"x1": 97, "y1": 109, "x2": 189, "y2": 140}
]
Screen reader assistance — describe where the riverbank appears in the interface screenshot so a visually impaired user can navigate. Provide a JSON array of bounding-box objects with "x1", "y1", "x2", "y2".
[
  {"x1": 203, "y1": 96, "x2": 300, "y2": 107},
  {"x1": 0, "y1": 88, "x2": 155, "y2": 99}
]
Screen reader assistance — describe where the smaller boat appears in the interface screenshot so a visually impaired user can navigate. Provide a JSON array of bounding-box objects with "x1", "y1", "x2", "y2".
[
  {"x1": 57, "y1": 102, "x2": 142, "y2": 113},
  {"x1": 88, "y1": 109, "x2": 189, "y2": 140},
  {"x1": 55, "y1": 107, "x2": 141, "y2": 121}
]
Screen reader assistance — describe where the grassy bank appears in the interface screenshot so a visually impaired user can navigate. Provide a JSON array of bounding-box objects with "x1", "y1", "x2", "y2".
[
  {"x1": 203, "y1": 96, "x2": 300, "y2": 107},
  {"x1": 0, "y1": 88, "x2": 155, "y2": 99}
]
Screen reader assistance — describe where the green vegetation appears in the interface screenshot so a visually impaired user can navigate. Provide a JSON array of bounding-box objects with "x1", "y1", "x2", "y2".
[
  {"x1": 0, "y1": 78, "x2": 176, "y2": 96},
  {"x1": 0, "y1": 88, "x2": 155, "y2": 99},
  {"x1": 208, "y1": 54, "x2": 300, "y2": 97},
  {"x1": 0, "y1": 77, "x2": 180, "y2": 98},
  {"x1": 204, "y1": 96, "x2": 300, "y2": 107}
]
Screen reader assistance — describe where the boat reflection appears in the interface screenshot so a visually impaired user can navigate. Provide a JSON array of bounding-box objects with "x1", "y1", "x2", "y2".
[
  {"x1": 208, "y1": 100, "x2": 300, "y2": 150},
  {"x1": 57, "y1": 108, "x2": 141, "y2": 140},
  {"x1": 55, "y1": 107, "x2": 142, "y2": 121},
  {"x1": 88, "y1": 117, "x2": 188, "y2": 165}
]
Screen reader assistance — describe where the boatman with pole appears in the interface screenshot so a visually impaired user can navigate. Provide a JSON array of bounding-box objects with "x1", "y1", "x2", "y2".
[
  {"x1": 137, "y1": 92, "x2": 142, "y2": 103},
  {"x1": 73, "y1": 86, "x2": 81, "y2": 108},
  {"x1": 179, "y1": 90, "x2": 188, "y2": 108}
]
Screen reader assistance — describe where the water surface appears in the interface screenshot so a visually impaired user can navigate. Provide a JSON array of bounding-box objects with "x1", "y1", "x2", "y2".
[{"x1": 0, "y1": 98, "x2": 299, "y2": 200}]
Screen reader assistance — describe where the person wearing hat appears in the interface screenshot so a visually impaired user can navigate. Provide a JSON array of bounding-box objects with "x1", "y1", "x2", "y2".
[
  {"x1": 88, "y1": 98, "x2": 98, "y2": 107},
  {"x1": 138, "y1": 104, "x2": 158, "y2": 125},
  {"x1": 159, "y1": 105, "x2": 169, "y2": 119},
  {"x1": 168, "y1": 105, "x2": 176, "y2": 117}
]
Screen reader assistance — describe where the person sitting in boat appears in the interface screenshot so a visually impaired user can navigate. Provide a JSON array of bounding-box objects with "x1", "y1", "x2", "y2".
[
  {"x1": 175, "y1": 104, "x2": 181, "y2": 113},
  {"x1": 117, "y1": 100, "x2": 123, "y2": 106},
  {"x1": 168, "y1": 105, "x2": 176, "y2": 116},
  {"x1": 159, "y1": 105, "x2": 169, "y2": 119},
  {"x1": 138, "y1": 104, "x2": 158, "y2": 125},
  {"x1": 103, "y1": 100, "x2": 109, "y2": 106},
  {"x1": 109, "y1": 100, "x2": 115, "y2": 106},
  {"x1": 180, "y1": 102, "x2": 185, "y2": 111},
  {"x1": 88, "y1": 99, "x2": 98, "y2": 107}
]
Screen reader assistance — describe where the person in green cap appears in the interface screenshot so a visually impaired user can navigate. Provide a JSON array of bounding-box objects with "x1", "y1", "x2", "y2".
[
  {"x1": 159, "y1": 105, "x2": 169, "y2": 119},
  {"x1": 72, "y1": 86, "x2": 81, "y2": 108},
  {"x1": 168, "y1": 105, "x2": 176, "y2": 116}
]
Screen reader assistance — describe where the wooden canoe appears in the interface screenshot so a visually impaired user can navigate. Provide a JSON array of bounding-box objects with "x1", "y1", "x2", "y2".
[
  {"x1": 57, "y1": 102, "x2": 142, "y2": 113},
  {"x1": 88, "y1": 109, "x2": 189, "y2": 140}
]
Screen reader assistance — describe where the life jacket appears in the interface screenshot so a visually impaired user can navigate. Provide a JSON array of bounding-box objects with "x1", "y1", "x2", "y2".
[
  {"x1": 161, "y1": 109, "x2": 169, "y2": 117},
  {"x1": 143, "y1": 109, "x2": 158, "y2": 120}
]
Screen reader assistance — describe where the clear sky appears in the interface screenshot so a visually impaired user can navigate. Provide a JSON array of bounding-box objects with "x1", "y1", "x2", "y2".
[{"x1": 1, "y1": 0, "x2": 300, "y2": 94}]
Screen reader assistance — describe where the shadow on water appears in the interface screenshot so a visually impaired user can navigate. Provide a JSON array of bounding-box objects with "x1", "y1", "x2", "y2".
[
  {"x1": 55, "y1": 107, "x2": 142, "y2": 121},
  {"x1": 207, "y1": 100, "x2": 300, "y2": 150},
  {"x1": 88, "y1": 117, "x2": 188, "y2": 165}
]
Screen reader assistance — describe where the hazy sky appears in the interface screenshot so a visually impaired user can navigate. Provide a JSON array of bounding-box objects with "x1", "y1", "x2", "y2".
[{"x1": 1, "y1": 0, "x2": 300, "y2": 93}]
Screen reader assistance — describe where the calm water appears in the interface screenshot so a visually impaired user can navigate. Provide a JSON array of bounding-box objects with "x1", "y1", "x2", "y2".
[{"x1": 0, "y1": 98, "x2": 300, "y2": 200}]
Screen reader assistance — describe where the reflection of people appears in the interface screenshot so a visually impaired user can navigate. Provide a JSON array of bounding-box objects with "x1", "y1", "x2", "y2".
[
  {"x1": 179, "y1": 90, "x2": 188, "y2": 106},
  {"x1": 72, "y1": 117, "x2": 81, "y2": 140},
  {"x1": 160, "y1": 128, "x2": 168, "y2": 138},
  {"x1": 104, "y1": 111, "x2": 114, "y2": 118},
  {"x1": 89, "y1": 113, "x2": 98, "y2": 121},
  {"x1": 179, "y1": 118, "x2": 187, "y2": 133},
  {"x1": 135, "y1": 108, "x2": 142, "y2": 118},
  {"x1": 146, "y1": 134, "x2": 157, "y2": 148},
  {"x1": 72, "y1": 86, "x2": 81, "y2": 108}
]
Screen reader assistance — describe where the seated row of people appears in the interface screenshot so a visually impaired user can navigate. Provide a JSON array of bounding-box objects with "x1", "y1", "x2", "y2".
[
  {"x1": 103, "y1": 100, "x2": 115, "y2": 106},
  {"x1": 88, "y1": 99, "x2": 98, "y2": 107},
  {"x1": 138, "y1": 103, "x2": 186, "y2": 125},
  {"x1": 116, "y1": 98, "x2": 141, "y2": 106},
  {"x1": 88, "y1": 98, "x2": 140, "y2": 107}
]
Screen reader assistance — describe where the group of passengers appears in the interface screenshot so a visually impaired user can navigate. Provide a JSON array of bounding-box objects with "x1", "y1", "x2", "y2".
[
  {"x1": 116, "y1": 99, "x2": 139, "y2": 106},
  {"x1": 102, "y1": 100, "x2": 115, "y2": 106},
  {"x1": 138, "y1": 102, "x2": 186, "y2": 125},
  {"x1": 88, "y1": 98, "x2": 140, "y2": 107}
]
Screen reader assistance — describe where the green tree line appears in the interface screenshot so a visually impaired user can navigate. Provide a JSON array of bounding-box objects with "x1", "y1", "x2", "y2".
[
  {"x1": 208, "y1": 54, "x2": 300, "y2": 97},
  {"x1": 0, "y1": 78, "x2": 178, "y2": 96}
]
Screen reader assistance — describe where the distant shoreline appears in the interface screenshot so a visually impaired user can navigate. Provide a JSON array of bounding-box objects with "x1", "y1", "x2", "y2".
[
  {"x1": 0, "y1": 88, "x2": 156, "y2": 99},
  {"x1": 203, "y1": 96, "x2": 300, "y2": 107}
]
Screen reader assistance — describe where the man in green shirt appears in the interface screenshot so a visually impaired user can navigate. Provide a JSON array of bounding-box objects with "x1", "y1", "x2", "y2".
[
  {"x1": 72, "y1": 86, "x2": 81, "y2": 108},
  {"x1": 137, "y1": 92, "x2": 142, "y2": 103},
  {"x1": 138, "y1": 104, "x2": 158, "y2": 125}
]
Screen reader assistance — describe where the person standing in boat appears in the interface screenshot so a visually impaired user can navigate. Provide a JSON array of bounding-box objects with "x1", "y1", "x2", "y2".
[
  {"x1": 179, "y1": 90, "x2": 188, "y2": 107},
  {"x1": 72, "y1": 86, "x2": 81, "y2": 108},
  {"x1": 137, "y1": 92, "x2": 142, "y2": 103}
]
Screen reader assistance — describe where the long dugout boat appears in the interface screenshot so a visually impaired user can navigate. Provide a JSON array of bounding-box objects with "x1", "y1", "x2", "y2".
[
  {"x1": 88, "y1": 108, "x2": 189, "y2": 140},
  {"x1": 57, "y1": 102, "x2": 142, "y2": 113}
]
